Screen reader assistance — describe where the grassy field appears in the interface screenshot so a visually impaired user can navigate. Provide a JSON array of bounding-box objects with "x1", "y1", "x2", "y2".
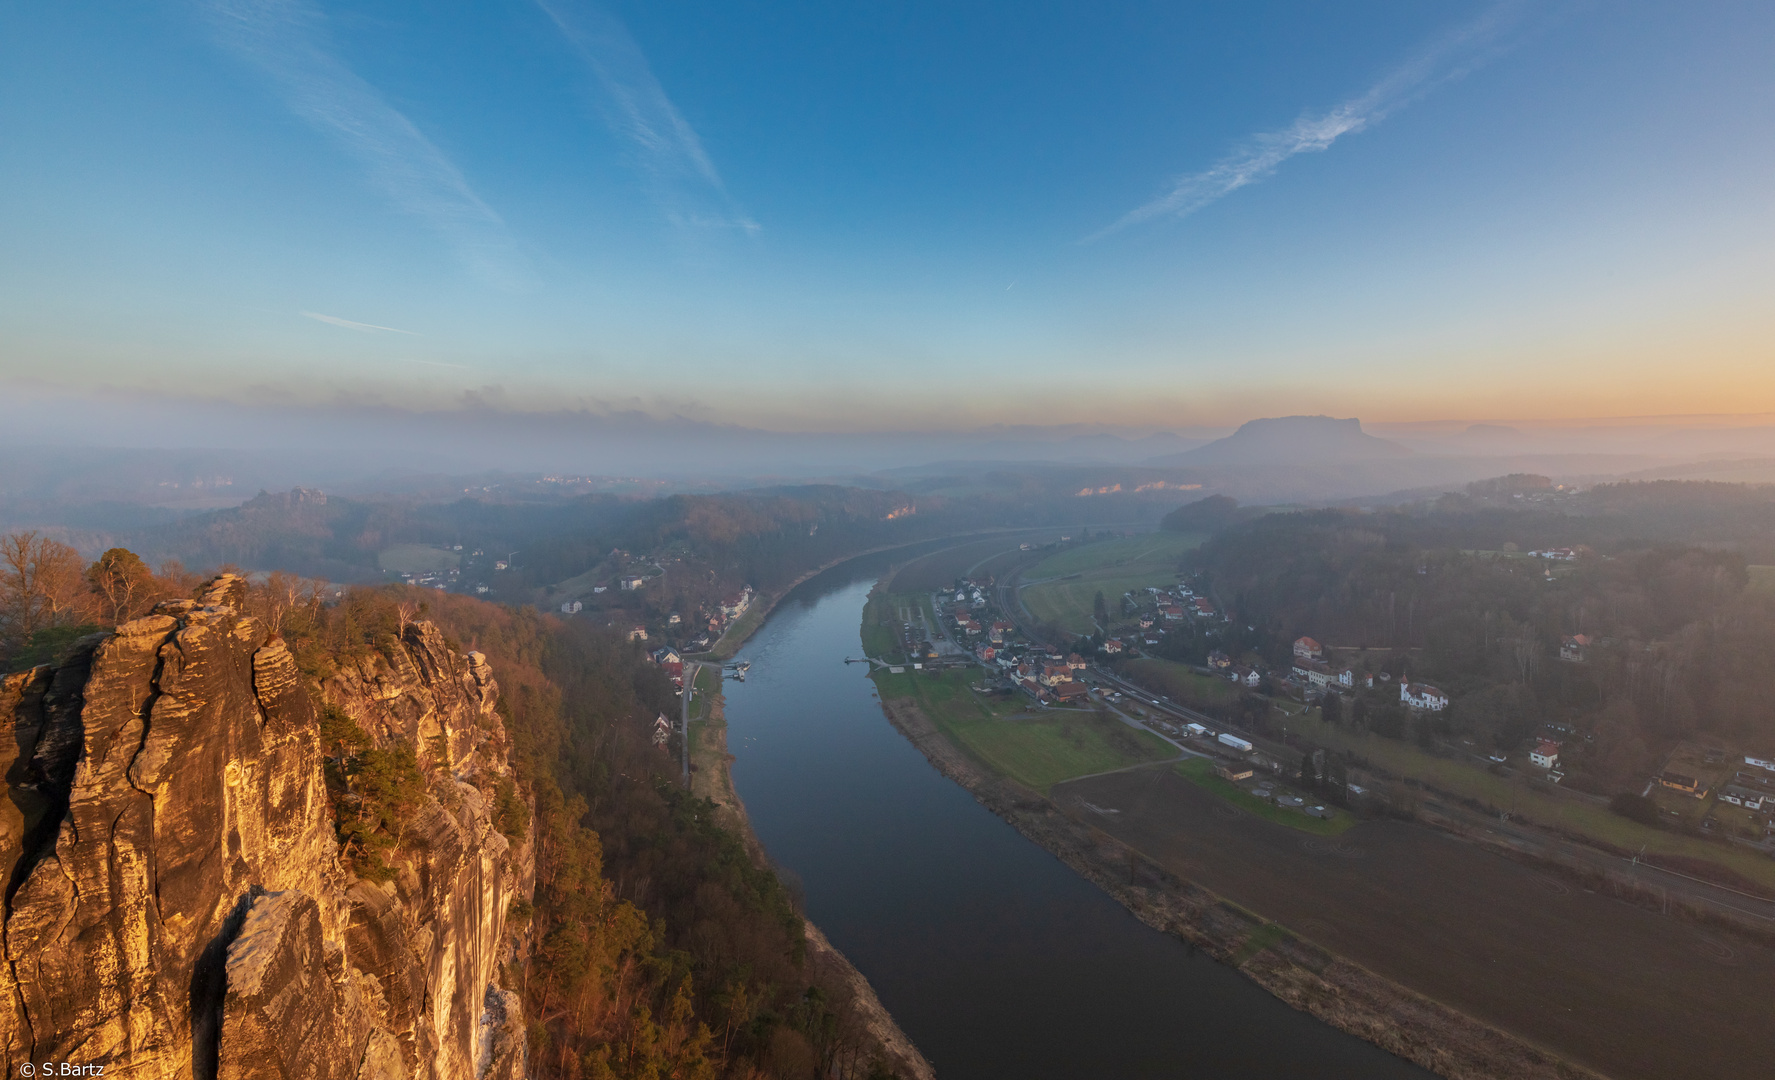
[
  {"x1": 1119, "y1": 657, "x2": 1241, "y2": 711},
  {"x1": 1025, "y1": 574, "x2": 1180, "y2": 636},
  {"x1": 1288, "y1": 709, "x2": 1775, "y2": 890},
  {"x1": 1026, "y1": 531, "x2": 1200, "y2": 579},
  {"x1": 888, "y1": 536, "x2": 1034, "y2": 592},
  {"x1": 1749, "y1": 565, "x2": 1775, "y2": 592},
  {"x1": 1174, "y1": 756, "x2": 1357, "y2": 836},
  {"x1": 377, "y1": 544, "x2": 460, "y2": 573},
  {"x1": 1021, "y1": 532, "x2": 1202, "y2": 635},
  {"x1": 685, "y1": 667, "x2": 714, "y2": 769},
  {"x1": 873, "y1": 667, "x2": 1173, "y2": 791},
  {"x1": 859, "y1": 590, "x2": 898, "y2": 659}
]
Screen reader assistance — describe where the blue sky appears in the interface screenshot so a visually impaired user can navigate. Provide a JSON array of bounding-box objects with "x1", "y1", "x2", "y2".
[{"x1": 3, "y1": 1, "x2": 1773, "y2": 433}]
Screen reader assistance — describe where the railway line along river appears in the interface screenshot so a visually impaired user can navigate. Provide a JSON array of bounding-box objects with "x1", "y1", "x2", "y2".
[{"x1": 719, "y1": 554, "x2": 1431, "y2": 1079}]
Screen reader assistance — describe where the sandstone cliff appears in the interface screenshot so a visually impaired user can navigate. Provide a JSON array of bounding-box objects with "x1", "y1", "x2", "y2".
[{"x1": 0, "y1": 576, "x2": 532, "y2": 1080}]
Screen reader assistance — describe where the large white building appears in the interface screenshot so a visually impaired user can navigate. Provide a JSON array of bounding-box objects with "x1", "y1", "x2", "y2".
[{"x1": 1400, "y1": 682, "x2": 1449, "y2": 711}]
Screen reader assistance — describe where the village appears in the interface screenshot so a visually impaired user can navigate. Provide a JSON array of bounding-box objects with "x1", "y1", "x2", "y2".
[
  {"x1": 547, "y1": 526, "x2": 1775, "y2": 847},
  {"x1": 862, "y1": 555, "x2": 1775, "y2": 845}
]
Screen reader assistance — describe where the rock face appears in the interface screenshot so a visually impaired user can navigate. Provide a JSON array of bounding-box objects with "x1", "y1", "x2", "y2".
[{"x1": 0, "y1": 577, "x2": 531, "y2": 1080}]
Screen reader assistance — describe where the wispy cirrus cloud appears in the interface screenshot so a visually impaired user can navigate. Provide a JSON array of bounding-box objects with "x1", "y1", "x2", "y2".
[
  {"x1": 201, "y1": 0, "x2": 533, "y2": 287},
  {"x1": 300, "y1": 310, "x2": 417, "y2": 334},
  {"x1": 535, "y1": 0, "x2": 759, "y2": 234},
  {"x1": 1089, "y1": 1, "x2": 1532, "y2": 241}
]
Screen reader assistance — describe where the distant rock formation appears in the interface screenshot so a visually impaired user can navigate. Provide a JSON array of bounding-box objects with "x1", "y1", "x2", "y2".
[
  {"x1": 1178, "y1": 416, "x2": 1409, "y2": 465},
  {"x1": 0, "y1": 575, "x2": 530, "y2": 1080}
]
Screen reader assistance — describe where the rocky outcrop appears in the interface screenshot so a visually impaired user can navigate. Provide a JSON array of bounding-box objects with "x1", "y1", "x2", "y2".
[{"x1": 0, "y1": 577, "x2": 532, "y2": 1080}]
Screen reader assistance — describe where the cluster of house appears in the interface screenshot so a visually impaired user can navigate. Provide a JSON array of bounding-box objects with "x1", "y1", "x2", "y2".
[
  {"x1": 1206, "y1": 651, "x2": 1262, "y2": 688},
  {"x1": 995, "y1": 651, "x2": 1089, "y2": 703},
  {"x1": 1091, "y1": 582, "x2": 1225, "y2": 653},
  {"x1": 941, "y1": 581, "x2": 1093, "y2": 704},
  {"x1": 1147, "y1": 584, "x2": 1218, "y2": 624},
  {"x1": 646, "y1": 646, "x2": 687, "y2": 690},
  {"x1": 616, "y1": 585, "x2": 755, "y2": 652},
  {"x1": 399, "y1": 572, "x2": 455, "y2": 592},
  {"x1": 1282, "y1": 635, "x2": 1449, "y2": 710},
  {"x1": 1661, "y1": 755, "x2": 1775, "y2": 810},
  {"x1": 952, "y1": 606, "x2": 1009, "y2": 642},
  {"x1": 969, "y1": 618, "x2": 1021, "y2": 656},
  {"x1": 1722, "y1": 757, "x2": 1775, "y2": 811}
]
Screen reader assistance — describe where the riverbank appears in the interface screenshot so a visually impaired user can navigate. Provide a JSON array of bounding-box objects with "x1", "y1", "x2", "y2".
[
  {"x1": 705, "y1": 544, "x2": 939, "y2": 660},
  {"x1": 703, "y1": 527, "x2": 1069, "y2": 661},
  {"x1": 873, "y1": 692, "x2": 1601, "y2": 1080},
  {"x1": 690, "y1": 679, "x2": 935, "y2": 1080}
]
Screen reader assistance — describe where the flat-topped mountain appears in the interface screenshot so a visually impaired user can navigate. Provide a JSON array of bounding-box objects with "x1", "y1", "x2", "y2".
[{"x1": 1172, "y1": 415, "x2": 1409, "y2": 465}]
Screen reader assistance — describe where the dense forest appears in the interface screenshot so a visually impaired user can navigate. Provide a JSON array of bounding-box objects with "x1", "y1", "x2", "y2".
[
  {"x1": 349, "y1": 590, "x2": 899, "y2": 1079},
  {"x1": 1183, "y1": 481, "x2": 1775, "y2": 790}
]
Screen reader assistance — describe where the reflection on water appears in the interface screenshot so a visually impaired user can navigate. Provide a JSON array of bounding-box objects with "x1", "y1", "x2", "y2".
[{"x1": 722, "y1": 553, "x2": 1430, "y2": 1079}]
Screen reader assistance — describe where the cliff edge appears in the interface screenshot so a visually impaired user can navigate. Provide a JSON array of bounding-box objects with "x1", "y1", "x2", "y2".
[{"x1": 0, "y1": 575, "x2": 533, "y2": 1080}]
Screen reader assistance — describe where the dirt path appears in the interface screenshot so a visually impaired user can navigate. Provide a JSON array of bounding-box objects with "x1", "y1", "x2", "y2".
[
  {"x1": 691, "y1": 685, "x2": 935, "y2": 1080},
  {"x1": 876, "y1": 693, "x2": 1606, "y2": 1080}
]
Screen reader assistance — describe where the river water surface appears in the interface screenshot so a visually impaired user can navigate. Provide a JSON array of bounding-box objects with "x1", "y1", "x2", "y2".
[{"x1": 722, "y1": 555, "x2": 1431, "y2": 1079}]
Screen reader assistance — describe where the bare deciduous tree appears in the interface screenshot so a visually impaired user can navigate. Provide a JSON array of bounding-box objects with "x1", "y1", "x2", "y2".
[
  {"x1": 87, "y1": 547, "x2": 156, "y2": 625},
  {"x1": 0, "y1": 531, "x2": 93, "y2": 648},
  {"x1": 396, "y1": 597, "x2": 422, "y2": 636},
  {"x1": 248, "y1": 570, "x2": 307, "y2": 637}
]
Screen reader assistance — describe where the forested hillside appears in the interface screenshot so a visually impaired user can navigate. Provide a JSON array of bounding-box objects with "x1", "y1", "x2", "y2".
[
  {"x1": 1187, "y1": 480, "x2": 1775, "y2": 789},
  {"x1": 406, "y1": 592, "x2": 903, "y2": 1078}
]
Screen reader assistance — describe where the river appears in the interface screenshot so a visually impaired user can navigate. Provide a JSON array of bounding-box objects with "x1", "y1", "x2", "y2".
[{"x1": 722, "y1": 556, "x2": 1432, "y2": 1079}]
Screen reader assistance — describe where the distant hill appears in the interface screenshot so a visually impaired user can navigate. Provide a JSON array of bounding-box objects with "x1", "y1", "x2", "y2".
[
  {"x1": 1155, "y1": 416, "x2": 1408, "y2": 466},
  {"x1": 1160, "y1": 494, "x2": 1249, "y2": 534}
]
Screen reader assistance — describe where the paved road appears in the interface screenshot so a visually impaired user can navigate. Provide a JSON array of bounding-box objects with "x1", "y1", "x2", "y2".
[{"x1": 680, "y1": 660, "x2": 706, "y2": 787}]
